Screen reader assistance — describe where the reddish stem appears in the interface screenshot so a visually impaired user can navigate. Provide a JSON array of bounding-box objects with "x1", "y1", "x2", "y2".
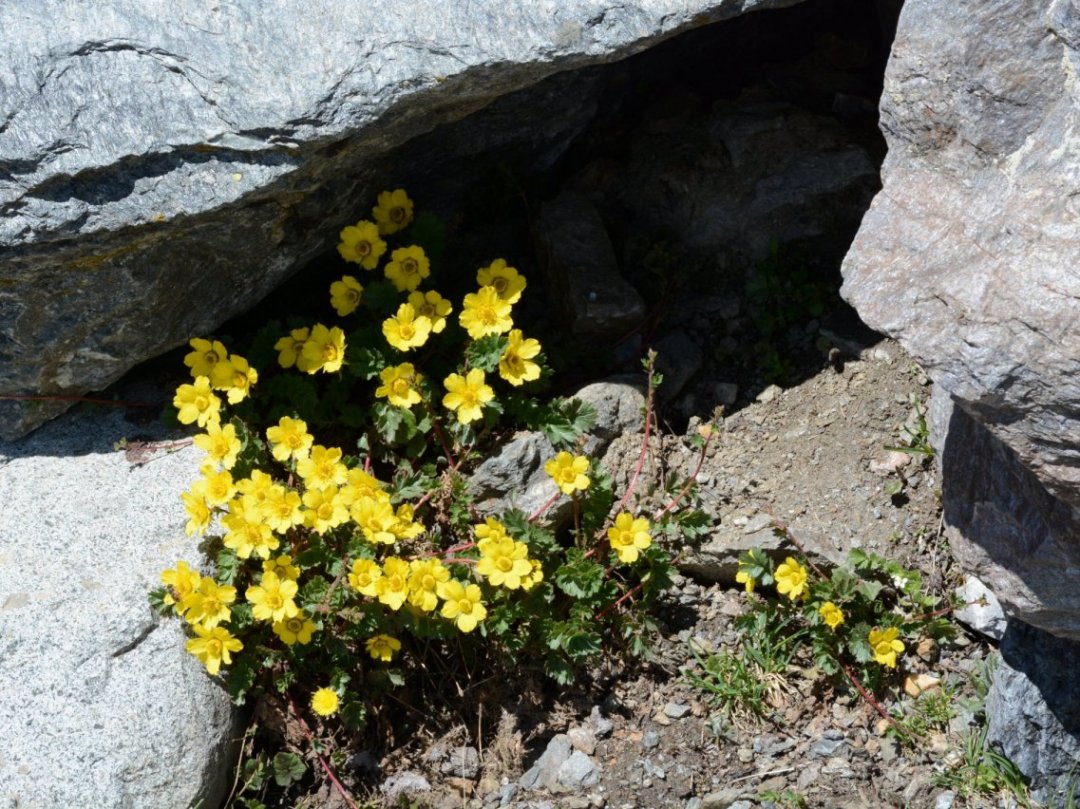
[
  {"x1": 285, "y1": 695, "x2": 360, "y2": 809},
  {"x1": 613, "y1": 352, "x2": 657, "y2": 516},
  {"x1": 528, "y1": 490, "x2": 561, "y2": 522},
  {"x1": 652, "y1": 428, "x2": 714, "y2": 522},
  {"x1": 839, "y1": 661, "x2": 910, "y2": 741}
]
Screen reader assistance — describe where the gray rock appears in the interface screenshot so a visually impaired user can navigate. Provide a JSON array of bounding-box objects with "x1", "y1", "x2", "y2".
[
  {"x1": 932, "y1": 395, "x2": 1080, "y2": 639},
  {"x1": 642, "y1": 730, "x2": 661, "y2": 750},
  {"x1": 841, "y1": 0, "x2": 1080, "y2": 514},
  {"x1": 663, "y1": 702, "x2": 691, "y2": 719},
  {"x1": 536, "y1": 194, "x2": 646, "y2": 339},
  {"x1": 615, "y1": 99, "x2": 878, "y2": 271},
  {"x1": 700, "y1": 791, "x2": 745, "y2": 809},
  {"x1": 567, "y1": 725, "x2": 598, "y2": 756},
  {"x1": 810, "y1": 731, "x2": 848, "y2": 759},
  {"x1": 520, "y1": 734, "x2": 572, "y2": 792},
  {"x1": 572, "y1": 378, "x2": 647, "y2": 455},
  {"x1": 440, "y1": 745, "x2": 481, "y2": 779},
  {"x1": 934, "y1": 791, "x2": 956, "y2": 809},
  {"x1": 556, "y1": 750, "x2": 600, "y2": 791},
  {"x1": 499, "y1": 782, "x2": 519, "y2": 807},
  {"x1": 0, "y1": 407, "x2": 238, "y2": 809},
  {"x1": 986, "y1": 621, "x2": 1080, "y2": 804},
  {"x1": 0, "y1": 0, "x2": 803, "y2": 440},
  {"x1": 589, "y1": 706, "x2": 614, "y2": 738},
  {"x1": 382, "y1": 771, "x2": 432, "y2": 800},
  {"x1": 954, "y1": 575, "x2": 1007, "y2": 641}
]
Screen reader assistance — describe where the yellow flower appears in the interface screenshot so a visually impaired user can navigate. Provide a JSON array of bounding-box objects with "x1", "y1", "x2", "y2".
[
  {"x1": 311, "y1": 687, "x2": 339, "y2": 717},
  {"x1": 347, "y1": 558, "x2": 383, "y2": 597},
  {"x1": 160, "y1": 560, "x2": 201, "y2": 613},
  {"x1": 302, "y1": 486, "x2": 349, "y2": 534},
  {"x1": 174, "y1": 376, "x2": 221, "y2": 428},
  {"x1": 459, "y1": 286, "x2": 513, "y2": 339},
  {"x1": 476, "y1": 259, "x2": 526, "y2": 303},
  {"x1": 299, "y1": 324, "x2": 346, "y2": 374},
  {"x1": 274, "y1": 327, "x2": 310, "y2": 369},
  {"x1": 382, "y1": 303, "x2": 431, "y2": 352},
  {"x1": 520, "y1": 558, "x2": 544, "y2": 591},
  {"x1": 442, "y1": 368, "x2": 494, "y2": 425},
  {"x1": 201, "y1": 465, "x2": 236, "y2": 508},
  {"x1": 735, "y1": 570, "x2": 755, "y2": 594},
  {"x1": 407, "y1": 290, "x2": 452, "y2": 333},
  {"x1": 193, "y1": 421, "x2": 241, "y2": 469},
  {"x1": 544, "y1": 451, "x2": 590, "y2": 496},
  {"x1": 439, "y1": 580, "x2": 487, "y2": 633},
  {"x1": 390, "y1": 503, "x2": 425, "y2": 540},
  {"x1": 180, "y1": 576, "x2": 236, "y2": 629},
  {"x1": 607, "y1": 512, "x2": 652, "y2": 564},
  {"x1": 296, "y1": 445, "x2": 348, "y2": 490},
  {"x1": 372, "y1": 188, "x2": 414, "y2": 235},
  {"x1": 181, "y1": 482, "x2": 212, "y2": 537},
  {"x1": 263, "y1": 555, "x2": 300, "y2": 581},
  {"x1": 375, "y1": 363, "x2": 423, "y2": 409},
  {"x1": 236, "y1": 469, "x2": 274, "y2": 503},
  {"x1": 476, "y1": 536, "x2": 532, "y2": 589},
  {"x1": 498, "y1": 329, "x2": 542, "y2": 386},
  {"x1": 340, "y1": 468, "x2": 388, "y2": 510},
  {"x1": 337, "y1": 219, "x2": 386, "y2": 269},
  {"x1": 222, "y1": 497, "x2": 279, "y2": 559},
  {"x1": 775, "y1": 557, "x2": 808, "y2": 601},
  {"x1": 246, "y1": 571, "x2": 300, "y2": 623},
  {"x1": 266, "y1": 415, "x2": 313, "y2": 463},
  {"x1": 376, "y1": 557, "x2": 411, "y2": 611},
  {"x1": 353, "y1": 497, "x2": 398, "y2": 545},
  {"x1": 819, "y1": 602, "x2": 844, "y2": 631},
  {"x1": 868, "y1": 627, "x2": 905, "y2": 668},
  {"x1": 365, "y1": 634, "x2": 402, "y2": 662},
  {"x1": 186, "y1": 624, "x2": 242, "y2": 675},
  {"x1": 384, "y1": 245, "x2": 430, "y2": 292},
  {"x1": 407, "y1": 558, "x2": 450, "y2": 612},
  {"x1": 273, "y1": 612, "x2": 316, "y2": 646},
  {"x1": 473, "y1": 516, "x2": 509, "y2": 548},
  {"x1": 329, "y1": 275, "x2": 364, "y2": 316},
  {"x1": 211, "y1": 354, "x2": 258, "y2": 404},
  {"x1": 184, "y1": 338, "x2": 229, "y2": 379},
  {"x1": 260, "y1": 484, "x2": 304, "y2": 533}
]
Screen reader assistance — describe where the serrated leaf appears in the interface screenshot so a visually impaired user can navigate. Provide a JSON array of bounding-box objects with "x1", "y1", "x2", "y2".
[
  {"x1": 215, "y1": 548, "x2": 239, "y2": 585},
  {"x1": 544, "y1": 654, "x2": 575, "y2": 685},
  {"x1": 272, "y1": 751, "x2": 306, "y2": 787},
  {"x1": 465, "y1": 334, "x2": 508, "y2": 372},
  {"x1": 538, "y1": 397, "x2": 598, "y2": 450},
  {"x1": 563, "y1": 630, "x2": 603, "y2": 662},
  {"x1": 345, "y1": 343, "x2": 389, "y2": 381},
  {"x1": 501, "y1": 509, "x2": 561, "y2": 555},
  {"x1": 554, "y1": 549, "x2": 605, "y2": 599}
]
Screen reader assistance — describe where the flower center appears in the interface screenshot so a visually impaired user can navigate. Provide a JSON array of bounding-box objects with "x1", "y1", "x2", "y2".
[
  {"x1": 402, "y1": 259, "x2": 417, "y2": 276},
  {"x1": 195, "y1": 395, "x2": 209, "y2": 411},
  {"x1": 323, "y1": 344, "x2": 339, "y2": 362},
  {"x1": 492, "y1": 277, "x2": 507, "y2": 293},
  {"x1": 458, "y1": 599, "x2": 473, "y2": 614},
  {"x1": 399, "y1": 323, "x2": 415, "y2": 340},
  {"x1": 391, "y1": 379, "x2": 409, "y2": 396},
  {"x1": 478, "y1": 306, "x2": 497, "y2": 325},
  {"x1": 286, "y1": 619, "x2": 302, "y2": 633},
  {"x1": 206, "y1": 639, "x2": 222, "y2": 656},
  {"x1": 266, "y1": 593, "x2": 283, "y2": 610},
  {"x1": 390, "y1": 206, "x2": 406, "y2": 223},
  {"x1": 497, "y1": 557, "x2": 513, "y2": 573},
  {"x1": 356, "y1": 240, "x2": 371, "y2": 256},
  {"x1": 205, "y1": 352, "x2": 220, "y2": 365}
]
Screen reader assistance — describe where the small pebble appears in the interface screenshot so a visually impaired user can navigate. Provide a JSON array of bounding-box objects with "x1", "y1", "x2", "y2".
[
  {"x1": 643, "y1": 730, "x2": 661, "y2": 750},
  {"x1": 664, "y1": 702, "x2": 691, "y2": 719}
]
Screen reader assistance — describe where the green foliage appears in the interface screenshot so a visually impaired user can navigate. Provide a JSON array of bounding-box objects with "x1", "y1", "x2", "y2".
[
  {"x1": 933, "y1": 726, "x2": 1031, "y2": 807},
  {"x1": 711, "y1": 540, "x2": 954, "y2": 702}
]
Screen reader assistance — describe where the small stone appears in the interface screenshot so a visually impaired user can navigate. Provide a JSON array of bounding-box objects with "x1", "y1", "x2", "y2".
[
  {"x1": 663, "y1": 702, "x2": 691, "y2": 719},
  {"x1": 916, "y1": 637, "x2": 939, "y2": 663},
  {"x1": 589, "y1": 707, "x2": 614, "y2": 738},
  {"x1": 652, "y1": 711, "x2": 672, "y2": 726},
  {"x1": 520, "y1": 734, "x2": 572, "y2": 791},
  {"x1": 700, "y1": 788, "x2": 743, "y2": 808},
  {"x1": 642, "y1": 730, "x2": 661, "y2": 750},
  {"x1": 441, "y1": 745, "x2": 481, "y2": 779},
  {"x1": 810, "y1": 733, "x2": 847, "y2": 759},
  {"x1": 756, "y1": 384, "x2": 782, "y2": 403},
  {"x1": 737, "y1": 746, "x2": 754, "y2": 764},
  {"x1": 381, "y1": 770, "x2": 432, "y2": 800},
  {"x1": 934, "y1": 791, "x2": 957, "y2": 809},
  {"x1": 499, "y1": 783, "x2": 518, "y2": 807},
  {"x1": 685, "y1": 799, "x2": 703, "y2": 809},
  {"x1": 953, "y1": 576, "x2": 1007, "y2": 641},
  {"x1": 444, "y1": 776, "x2": 475, "y2": 794},
  {"x1": 567, "y1": 726, "x2": 597, "y2": 755},
  {"x1": 557, "y1": 751, "x2": 601, "y2": 791}
]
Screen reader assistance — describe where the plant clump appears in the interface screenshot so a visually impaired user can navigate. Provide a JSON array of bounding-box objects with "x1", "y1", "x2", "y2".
[{"x1": 152, "y1": 190, "x2": 704, "y2": 770}]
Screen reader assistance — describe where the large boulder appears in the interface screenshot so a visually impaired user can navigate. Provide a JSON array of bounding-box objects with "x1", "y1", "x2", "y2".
[
  {"x1": 0, "y1": 0, "x2": 803, "y2": 440},
  {"x1": 0, "y1": 407, "x2": 237, "y2": 808},
  {"x1": 841, "y1": 0, "x2": 1080, "y2": 511}
]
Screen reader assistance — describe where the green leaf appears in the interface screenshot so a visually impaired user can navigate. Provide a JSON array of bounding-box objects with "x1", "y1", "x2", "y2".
[
  {"x1": 554, "y1": 549, "x2": 605, "y2": 599},
  {"x1": 148, "y1": 587, "x2": 173, "y2": 617},
  {"x1": 502, "y1": 508, "x2": 561, "y2": 555},
  {"x1": 544, "y1": 654, "x2": 575, "y2": 685},
  {"x1": 674, "y1": 509, "x2": 712, "y2": 540},
  {"x1": 344, "y1": 342, "x2": 389, "y2": 381},
  {"x1": 215, "y1": 548, "x2": 240, "y2": 585},
  {"x1": 563, "y1": 630, "x2": 603, "y2": 662},
  {"x1": 465, "y1": 334, "x2": 508, "y2": 372},
  {"x1": 224, "y1": 654, "x2": 258, "y2": 705},
  {"x1": 538, "y1": 398, "x2": 598, "y2": 450},
  {"x1": 272, "y1": 751, "x2": 306, "y2": 787},
  {"x1": 580, "y1": 464, "x2": 614, "y2": 537},
  {"x1": 362, "y1": 280, "x2": 402, "y2": 316},
  {"x1": 262, "y1": 374, "x2": 320, "y2": 421}
]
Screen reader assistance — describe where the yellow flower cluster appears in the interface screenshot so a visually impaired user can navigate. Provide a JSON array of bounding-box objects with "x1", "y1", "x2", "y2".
[
  {"x1": 474, "y1": 517, "x2": 543, "y2": 590},
  {"x1": 273, "y1": 324, "x2": 347, "y2": 375},
  {"x1": 346, "y1": 555, "x2": 486, "y2": 632}
]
